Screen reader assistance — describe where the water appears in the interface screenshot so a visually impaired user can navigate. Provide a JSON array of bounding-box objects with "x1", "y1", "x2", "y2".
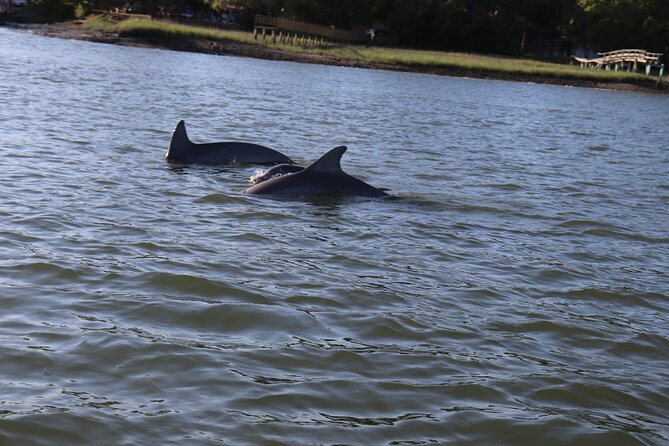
[{"x1": 1, "y1": 27, "x2": 668, "y2": 445}]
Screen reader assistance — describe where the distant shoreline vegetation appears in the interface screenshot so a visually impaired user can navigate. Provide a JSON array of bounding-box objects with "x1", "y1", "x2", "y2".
[{"x1": 73, "y1": 15, "x2": 665, "y2": 93}]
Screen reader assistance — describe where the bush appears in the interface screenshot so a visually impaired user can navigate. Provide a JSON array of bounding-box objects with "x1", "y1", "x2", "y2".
[{"x1": 25, "y1": 0, "x2": 88, "y2": 21}]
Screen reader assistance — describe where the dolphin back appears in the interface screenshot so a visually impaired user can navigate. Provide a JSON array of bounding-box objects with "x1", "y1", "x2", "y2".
[
  {"x1": 245, "y1": 145, "x2": 387, "y2": 197},
  {"x1": 165, "y1": 120, "x2": 294, "y2": 165}
]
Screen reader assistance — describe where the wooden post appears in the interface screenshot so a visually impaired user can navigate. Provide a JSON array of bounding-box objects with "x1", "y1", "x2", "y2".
[
  {"x1": 271, "y1": 28, "x2": 276, "y2": 44},
  {"x1": 253, "y1": 27, "x2": 258, "y2": 40}
]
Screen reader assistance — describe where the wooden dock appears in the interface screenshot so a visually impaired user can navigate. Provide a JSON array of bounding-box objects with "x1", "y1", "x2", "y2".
[
  {"x1": 253, "y1": 14, "x2": 366, "y2": 45},
  {"x1": 574, "y1": 49, "x2": 664, "y2": 78}
]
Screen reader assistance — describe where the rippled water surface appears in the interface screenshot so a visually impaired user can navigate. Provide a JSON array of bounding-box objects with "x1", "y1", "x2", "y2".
[{"x1": 1, "y1": 27, "x2": 669, "y2": 445}]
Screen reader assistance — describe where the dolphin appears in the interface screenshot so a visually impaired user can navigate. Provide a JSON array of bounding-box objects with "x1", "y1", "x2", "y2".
[
  {"x1": 165, "y1": 120, "x2": 294, "y2": 165},
  {"x1": 250, "y1": 163, "x2": 306, "y2": 184},
  {"x1": 245, "y1": 146, "x2": 388, "y2": 197}
]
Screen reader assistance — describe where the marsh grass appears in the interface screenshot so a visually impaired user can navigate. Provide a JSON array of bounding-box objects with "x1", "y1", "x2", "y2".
[
  {"x1": 294, "y1": 46, "x2": 645, "y2": 82},
  {"x1": 83, "y1": 16, "x2": 255, "y2": 43},
  {"x1": 83, "y1": 16, "x2": 647, "y2": 83},
  {"x1": 83, "y1": 16, "x2": 120, "y2": 33},
  {"x1": 120, "y1": 18, "x2": 257, "y2": 44}
]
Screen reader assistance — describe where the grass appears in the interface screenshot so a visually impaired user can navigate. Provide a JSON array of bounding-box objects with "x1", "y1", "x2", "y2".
[
  {"x1": 83, "y1": 15, "x2": 257, "y2": 43},
  {"x1": 287, "y1": 45, "x2": 646, "y2": 81},
  {"x1": 82, "y1": 15, "x2": 649, "y2": 83}
]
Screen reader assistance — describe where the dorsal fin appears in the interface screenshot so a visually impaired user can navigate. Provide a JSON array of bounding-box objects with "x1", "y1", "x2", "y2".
[
  {"x1": 305, "y1": 146, "x2": 347, "y2": 173},
  {"x1": 168, "y1": 120, "x2": 192, "y2": 155}
]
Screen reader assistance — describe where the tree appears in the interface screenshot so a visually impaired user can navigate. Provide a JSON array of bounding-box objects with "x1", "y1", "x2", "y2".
[
  {"x1": 578, "y1": 0, "x2": 669, "y2": 52},
  {"x1": 74, "y1": 0, "x2": 667, "y2": 57}
]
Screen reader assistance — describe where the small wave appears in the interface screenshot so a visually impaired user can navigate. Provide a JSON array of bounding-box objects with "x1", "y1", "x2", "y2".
[
  {"x1": 565, "y1": 287, "x2": 668, "y2": 311},
  {"x1": 6, "y1": 261, "x2": 84, "y2": 284},
  {"x1": 555, "y1": 220, "x2": 668, "y2": 243},
  {"x1": 485, "y1": 183, "x2": 524, "y2": 191},
  {"x1": 194, "y1": 193, "x2": 234, "y2": 203},
  {"x1": 135, "y1": 272, "x2": 271, "y2": 302},
  {"x1": 582, "y1": 228, "x2": 669, "y2": 243},
  {"x1": 488, "y1": 319, "x2": 599, "y2": 340},
  {"x1": 556, "y1": 219, "x2": 612, "y2": 229},
  {"x1": 450, "y1": 203, "x2": 506, "y2": 215},
  {"x1": 606, "y1": 332, "x2": 669, "y2": 360},
  {"x1": 319, "y1": 411, "x2": 435, "y2": 427}
]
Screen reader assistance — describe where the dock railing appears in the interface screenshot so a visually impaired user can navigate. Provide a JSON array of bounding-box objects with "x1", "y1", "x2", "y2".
[
  {"x1": 598, "y1": 49, "x2": 662, "y2": 66},
  {"x1": 253, "y1": 14, "x2": 366, "y2": 44}
]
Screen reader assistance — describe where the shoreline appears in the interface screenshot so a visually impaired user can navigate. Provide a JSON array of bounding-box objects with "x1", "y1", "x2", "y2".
[{"x1": 14, "y1": 20, "x2": 669, "y2": 95}]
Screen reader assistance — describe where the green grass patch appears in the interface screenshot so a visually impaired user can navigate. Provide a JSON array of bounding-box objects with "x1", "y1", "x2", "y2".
[
  {"x1": 82, "y1": 15, "x2": 647, "y2": 83},
  {"x1": 82, "y1": 15, "x2": 120, "y2": 33}
]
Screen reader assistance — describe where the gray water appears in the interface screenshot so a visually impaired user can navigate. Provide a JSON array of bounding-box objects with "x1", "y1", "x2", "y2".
[{"x1": 1, "y1": 27, "x2": 669, "y2": 445}]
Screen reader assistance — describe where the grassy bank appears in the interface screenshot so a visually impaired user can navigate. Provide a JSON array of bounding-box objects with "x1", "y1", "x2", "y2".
[
  {"x1": 83, "y1": 15, "x2": 257, "y2": 44},
  {"x1": 303, "y1": 46, "x2": 642, "y2": 82},
  {"x1": 81, "y1": 15, "x2": 656, "y2": 85}
]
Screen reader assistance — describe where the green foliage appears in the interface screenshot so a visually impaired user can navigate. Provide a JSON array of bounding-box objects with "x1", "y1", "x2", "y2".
[
  {"x1": 27, "y1": 0, "x2": 74, "y2": 20},
  {"x1": 228, "y1": 0, "x2": 667, "y2": 55},
  {"x1": 577, "y1": 0, "x2": 668, "y2": 52},
  {"x1": 74, "y1": 1, "x2": 88, "y2": 18},
  {"x1": 31, "y1": 0, "x2": 669, "y2": 57},
  {"x1": 25, "y1": 0, "x2": 89, "y2": 20}
]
